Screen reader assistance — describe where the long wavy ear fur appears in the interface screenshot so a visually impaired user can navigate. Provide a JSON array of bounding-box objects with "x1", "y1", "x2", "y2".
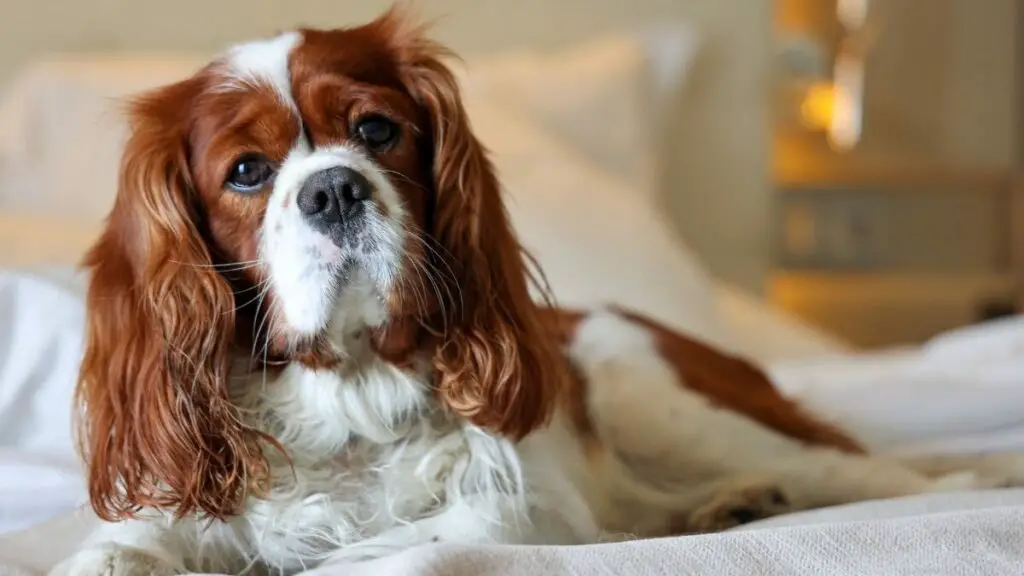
[
  {"x1": 375, "y1": 10, "x2": 566, "y2": 439},
  {"x1": 76, "y1": 77, "x2": 268, "y2": 521}
]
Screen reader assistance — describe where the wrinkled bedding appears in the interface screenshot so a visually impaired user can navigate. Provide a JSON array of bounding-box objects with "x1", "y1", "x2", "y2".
[
  {"x1": 4, "y1": 491, "x2": 1024, "y2": 574},
  {"x1": 1, "y1": 270, "x2": 1024, "y2": 574}
]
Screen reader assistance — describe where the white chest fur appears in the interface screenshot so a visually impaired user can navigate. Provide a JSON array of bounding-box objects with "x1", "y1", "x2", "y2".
[
  {"x1": 231, "y1": 359, "x2": 535, "y2": 570},
  {"x1": 64, "y1": 311, "x2": 593, "y2": 575},
  {"x1": 70, "y1": 354, "x2": 596, "y2": 576}
]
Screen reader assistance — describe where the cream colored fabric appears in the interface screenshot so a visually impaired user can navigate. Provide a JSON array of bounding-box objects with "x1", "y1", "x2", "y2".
[
  {"x1": 461, "y1": 23, "x2": 698, "y2": 199},
  {"x1": 3, "y1": 490, "x2": 1024, "y2": 575}
]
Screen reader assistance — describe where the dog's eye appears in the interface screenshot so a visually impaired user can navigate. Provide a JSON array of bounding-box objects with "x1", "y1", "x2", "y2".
[
  {"x1": 354, "y1": 115, "x2": 398, "y2": 150},
  {"x1": 226, "y1": 156, "x2": 274, "y2": 193}
]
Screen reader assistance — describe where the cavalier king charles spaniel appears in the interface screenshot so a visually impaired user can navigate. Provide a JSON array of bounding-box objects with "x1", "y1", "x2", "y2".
[{"x1": 55, "y1": 8, "x2": 1024, "y2": 575}]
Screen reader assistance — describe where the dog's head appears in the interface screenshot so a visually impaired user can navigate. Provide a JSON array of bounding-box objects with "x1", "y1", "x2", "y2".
[{"x1": 76, "y1": 9, "x2": 564, "y2": 521}]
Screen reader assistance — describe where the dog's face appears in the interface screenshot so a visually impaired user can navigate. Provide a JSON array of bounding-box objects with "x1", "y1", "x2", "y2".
[
  {"x1": 76, "y1": 11, "x2": 567, "y2": 522},
  {"x1": 164, "y1": 27, "x2": 435, "y2": 354}
]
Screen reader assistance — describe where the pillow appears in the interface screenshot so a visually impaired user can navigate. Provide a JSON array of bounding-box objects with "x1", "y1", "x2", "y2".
[
  {"x1": 0, "y1": 214, "x2": 100, "y2": 269},
  {"x1": 463, "y1": 93, "x2": 730, "y2": 347},
  {"x1": 0, "y1": 36, "x2": 722, "y2": 338},
  {"x1": 0, "y1": 24, "x2": 699, "y2": 219},
  {"x1": 465, "y1": 24, "x2": 699, "y2": 198},
  {"x1": 0, "y1": 56, "x2": 208, "y2": 219},
  {"x1": 714, "y1": 283, "x2": 851, "y2": 362}
]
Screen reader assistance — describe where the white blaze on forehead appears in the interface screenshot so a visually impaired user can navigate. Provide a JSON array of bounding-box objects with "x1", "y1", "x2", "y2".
[{"x1": 223, "y1": 31, "x2": 301, "y2": 111}]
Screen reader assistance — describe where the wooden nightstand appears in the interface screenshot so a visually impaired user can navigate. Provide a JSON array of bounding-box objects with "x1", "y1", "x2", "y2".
[{"x1": 770, "y1": 149, "x2": 1019, "y2": 347}]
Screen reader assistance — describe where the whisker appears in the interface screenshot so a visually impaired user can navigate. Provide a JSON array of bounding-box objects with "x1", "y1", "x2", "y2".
[
  {"x1": 398, "y1": 231, "x2": 459, "y2": 339},
  {"x1": 260, "y1": 307, "x2": 281, "y2": 393},
  {"x1": 402, "y1": 253, "x2": 435, "y2": 327},
  {"x1": 400, "y1": 230, "x2": 439, "y2": 301},
  {"x1": 233, "y1": 279, "x2": 273, "y2": 313},
  {"x1": 409, "y1": 251, "x2": 449, "y2": 330},
  {"x1": 408, "y1": 226, "x2": 461, "y2": 286},
  {"x1": 405, "y1": 226, "x2": 463, "y2": 318},
  {"x1": 378, "y1": 169, "x2": 431, "y2": 194},
  {"x1": 171, "y1": 259, "x2": 262, "y2": 272},
  {"x1": 250, "y1": 282, "x2": 275, "y2": 362}
]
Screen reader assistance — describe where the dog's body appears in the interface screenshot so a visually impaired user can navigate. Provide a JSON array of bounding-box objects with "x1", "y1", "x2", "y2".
[
  {"x1": 59, "y1": 306, "x2": 1024, "y2": 575},
  {"x1": 51, "y1": 12, "x2": 1024, "y2": 576}
]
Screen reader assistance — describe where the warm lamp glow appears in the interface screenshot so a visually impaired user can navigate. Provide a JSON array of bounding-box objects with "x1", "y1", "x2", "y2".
[
  {"x1": 797, "y1": 74, "x2": 862, "y2": 152},
  {"x1": 828, "y1": 52, "x2": 864, "y2": 151},
  {"x1": 799, "y1": 82, "x2": 837, "y2": 130},
  {"x1": 779, "y1": 0, "x2": 870, "y2": 152}
]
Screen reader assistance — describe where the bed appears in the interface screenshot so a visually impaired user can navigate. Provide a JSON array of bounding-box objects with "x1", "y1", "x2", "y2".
[{"x1": 1, "y1": 26, "x2": 1024, "y2": 575}]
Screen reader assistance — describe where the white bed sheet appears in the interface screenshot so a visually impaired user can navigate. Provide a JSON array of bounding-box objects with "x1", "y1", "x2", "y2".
[
  {"x1": 769, "y1": 315, "x2": 1024, "y2": 456},
  {"x1": 0, "y1": 268, "x2": 1023, "y2": 543},
  {"x1": 0, "y1": 451, "x2": 83, "y2": 535},
  {"x1": 4, "y1": 489, "x2": 1024, "y2": 574}
]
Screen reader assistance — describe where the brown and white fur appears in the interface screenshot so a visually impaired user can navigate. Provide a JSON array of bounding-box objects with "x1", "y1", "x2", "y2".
[{"x1": 52, "y1": 9, "x2": 1024, "y2": 576}]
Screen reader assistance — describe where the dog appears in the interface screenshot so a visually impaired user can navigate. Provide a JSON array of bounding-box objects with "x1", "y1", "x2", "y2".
[{"x1": 52, "y1": 9, "x2": 1024, "y2": 575}]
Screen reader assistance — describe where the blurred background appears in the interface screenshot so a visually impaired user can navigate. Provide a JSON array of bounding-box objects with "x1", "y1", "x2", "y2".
[{"x1": 0, "y1": 0, "x2": 1020, "y2": 349}]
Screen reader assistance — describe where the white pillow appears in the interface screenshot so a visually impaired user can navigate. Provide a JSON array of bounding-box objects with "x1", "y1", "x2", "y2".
[
  {"x1": 466, "y1": 24, "x2": 699, "y2": 197},
  {"x1": 464, "y1": 94, "x2": 730, "y2": 346},
  {"x1": 0, "y1": 25, "x2": 699, "y2": 218},
  {"x1": 715, "y1": 284, "x2": 851, "y2": 362},
  {"x1": 0, "y1": 95, "x2": 734, "y2": 366},
  {"x1": 0, "y1": 214, "x2": 100, "y2": 269},
  {"x1": 767, "y1": 316, "x2": 1024, "y2": 456},
  {"x1": 0, "y1": 56, "x2": 210, "y2": 219}
]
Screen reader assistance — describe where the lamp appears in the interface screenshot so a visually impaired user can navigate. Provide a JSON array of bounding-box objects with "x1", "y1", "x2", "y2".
[{"x1": 776, "y1": 0, "x2": 877, "y2": 152}]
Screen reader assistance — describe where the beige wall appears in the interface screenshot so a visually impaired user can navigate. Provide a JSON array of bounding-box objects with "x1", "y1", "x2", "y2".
[
  {"x1": 0, "y1": 0, "x2": 774, "y2": 293},
  {"x1": 861, "y1": 0, "x2": 1017, "y2": 168},
  {"x1": 777, "y1": 0, "x2": 1019, "y2": 170}
]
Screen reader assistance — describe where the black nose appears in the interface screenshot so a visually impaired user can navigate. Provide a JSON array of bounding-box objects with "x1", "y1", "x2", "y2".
[{"x1": 296, "y1": 166, "x2": 373, "y2": 224}]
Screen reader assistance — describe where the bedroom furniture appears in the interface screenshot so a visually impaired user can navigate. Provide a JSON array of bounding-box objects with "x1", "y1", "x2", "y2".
[
  {"x1": 772, "y1": 151, "x2": 1018, "y2": 347},
  {"x1": 772, "y1": 0, "x2": 1023, "y2": 347}
]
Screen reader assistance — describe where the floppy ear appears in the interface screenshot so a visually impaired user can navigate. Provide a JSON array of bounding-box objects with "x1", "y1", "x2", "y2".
[
  {"x1": 394, "y1": 25, "x2": 565, "y2": 440},
  {"x1": 76, "y1": 79, "x2": 268, "y2": 521}
]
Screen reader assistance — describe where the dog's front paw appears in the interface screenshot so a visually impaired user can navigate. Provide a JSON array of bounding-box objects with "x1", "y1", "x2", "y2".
[
  {"x1": 49, "y1": 545, "x2": 176, "y2": 576},
  {"x1": 678, "y1": 481, "x2": 792, "y2": 534}
]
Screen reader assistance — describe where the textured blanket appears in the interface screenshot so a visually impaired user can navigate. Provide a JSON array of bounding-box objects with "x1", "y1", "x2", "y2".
[{"x1": 4, "y1": 490, "x2": 1024, "y2": 575}]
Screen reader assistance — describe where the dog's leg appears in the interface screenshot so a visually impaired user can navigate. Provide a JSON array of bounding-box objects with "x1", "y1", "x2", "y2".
[
  {"x1": 591, "y1": 453, "x2": 793, "y2": 536},
  {"x1": 49, "y1": 518, "x2": 180, "y2": 576},
  {"x1": 566, "y1": 311, "x2": 804, "y2": 535},
  {"x1": 50, "y1": 512, "x2": 246, "y2": 576},
  {"x1": 564, "y1": 309, "x2": 1000, "y2": 524},
  {"x1": 766, "y1": 448, "x2": 995, "y2": 510},
  {"x1": 676, "y1": 478, "x2": 792, "y2": 534},
  {"x1": 50, "y1": 545, "x2": 177, "y2": 576},
  {"x1": 898, "y1": 452, "x2": 1024, "y2": 487}
]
